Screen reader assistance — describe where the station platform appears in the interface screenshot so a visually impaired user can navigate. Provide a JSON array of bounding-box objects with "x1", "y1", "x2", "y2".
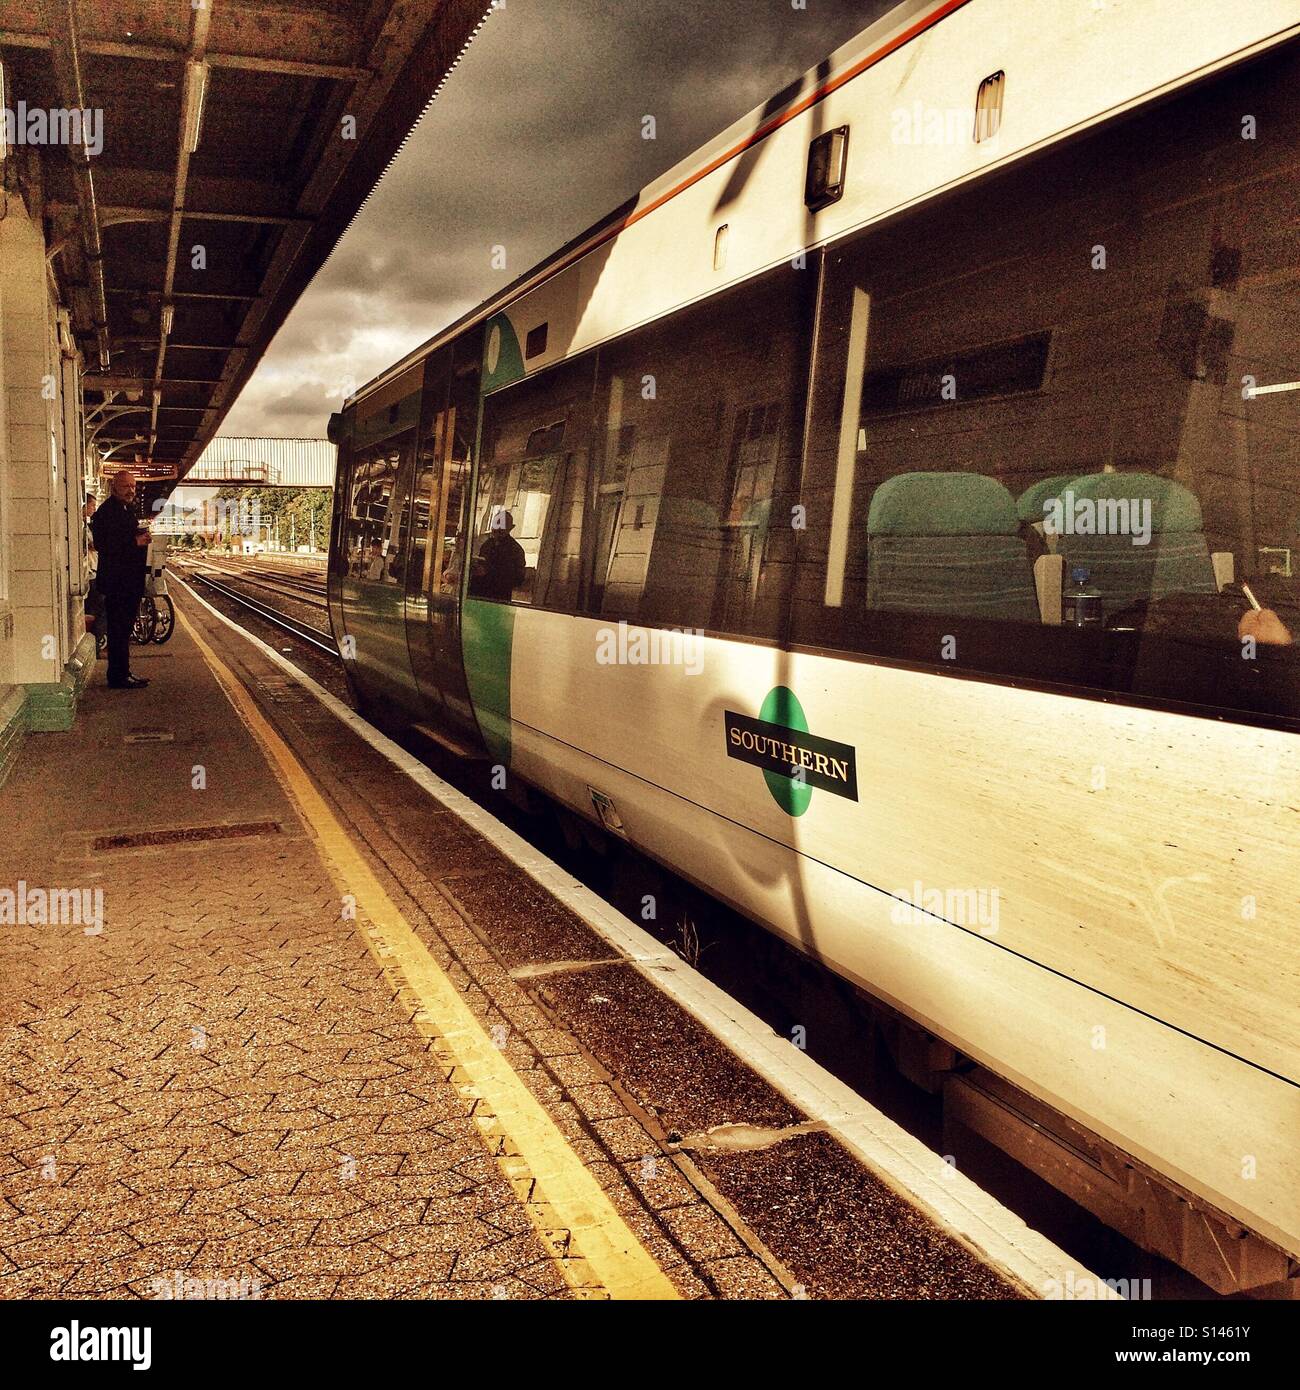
[{"x1": 0, "y1": 586, "x2": 1082, "y2": 1301}]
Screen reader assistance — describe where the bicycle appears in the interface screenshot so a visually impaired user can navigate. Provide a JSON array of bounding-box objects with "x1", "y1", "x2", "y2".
[
  {"x1": 149, "y1": 593, "x2": 175, "y2": 644},
  {"x1": 144, "y1": 551, "x2": 175, "y2": 645},
  {"x1": 132, "y1": 595, "x2": 156, "y2": 644},
  {"x1": 90, "y1": 541, "x2": 175, "y2": 651}
]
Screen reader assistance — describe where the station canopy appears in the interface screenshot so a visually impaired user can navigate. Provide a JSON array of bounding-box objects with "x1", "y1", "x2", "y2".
[{"x1": 0, "y1": 0, "x2": 489, "y2": 488}]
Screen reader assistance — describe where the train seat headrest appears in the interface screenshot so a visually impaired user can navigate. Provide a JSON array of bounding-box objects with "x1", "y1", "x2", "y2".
[
  {"x1": 867, "y1": 472, "x2": 1019, "y2": 537},
  {"x1": 1016, "y1": 474, "x2": 1078, "y2": 524},
  {"x1": 1065, "y1": 471, "x2": 1204, "y2": 533}
]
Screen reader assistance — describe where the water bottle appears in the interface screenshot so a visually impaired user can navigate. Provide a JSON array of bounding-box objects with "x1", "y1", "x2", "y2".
[{"x1": 1064, "y1": 565, "x2": 1103, "y2": 628}]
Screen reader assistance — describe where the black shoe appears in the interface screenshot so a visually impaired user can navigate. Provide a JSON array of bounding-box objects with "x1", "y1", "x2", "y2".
[{"x1": 108, "y1": 675, "x2": 149, "y2": 689}]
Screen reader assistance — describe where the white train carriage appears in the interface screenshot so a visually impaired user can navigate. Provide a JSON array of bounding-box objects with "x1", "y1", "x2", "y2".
[{"x1": 329, "y1": 0, "x2": 1300, "y2": 1292}]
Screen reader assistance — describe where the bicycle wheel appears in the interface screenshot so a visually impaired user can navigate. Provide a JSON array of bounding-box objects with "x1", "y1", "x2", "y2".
[
  {"x1": 132, "y1": 595, "x2": 157, "y2": 644},
  {"x1": 151, "y1": 595, "x2": 175, "y2": 644}
]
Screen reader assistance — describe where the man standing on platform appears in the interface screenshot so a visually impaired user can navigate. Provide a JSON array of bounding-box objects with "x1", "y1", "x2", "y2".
[{"x1": 90, "y1": 470, "x2": 151, "y2": 689}]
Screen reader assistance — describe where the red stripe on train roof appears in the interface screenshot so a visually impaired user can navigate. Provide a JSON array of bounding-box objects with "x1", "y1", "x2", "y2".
[
  {"x1": 626, "y1": 0, "x2": 974, "y2": 227},
  {"x1": 524, "y1": 0, "x2": 973, "y2": 287}
]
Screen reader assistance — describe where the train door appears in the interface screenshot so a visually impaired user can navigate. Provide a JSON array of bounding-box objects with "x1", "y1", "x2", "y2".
[
  {"x1": 403, "y1": 331, "x2": 481, "y2": 739},
  {"x1": 337, "y1": 363, "x2": 423, "y2": 715}
]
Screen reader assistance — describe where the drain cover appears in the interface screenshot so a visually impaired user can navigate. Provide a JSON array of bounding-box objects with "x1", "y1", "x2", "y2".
[{"x1": 93, "y1": 821, "x2": 282, "y2": 851}]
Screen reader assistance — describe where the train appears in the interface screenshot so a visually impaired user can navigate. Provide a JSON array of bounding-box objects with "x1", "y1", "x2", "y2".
[{"x1": 326, "y1": 0, "x2": 1300, "y2": 1294}]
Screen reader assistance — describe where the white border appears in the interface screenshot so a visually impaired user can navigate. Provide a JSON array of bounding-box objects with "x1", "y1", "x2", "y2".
[{"x1": 173, "y1": 574, "x2": 1118, "y2": 1300}]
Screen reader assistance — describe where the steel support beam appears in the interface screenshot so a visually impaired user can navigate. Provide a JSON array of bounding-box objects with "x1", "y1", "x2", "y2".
[
  {"x1": 0, "y1": 30, "x2": 369, "y2": 80},
  {"x1": 49, "y1": 200, "x2": 311, "y2": 227}
]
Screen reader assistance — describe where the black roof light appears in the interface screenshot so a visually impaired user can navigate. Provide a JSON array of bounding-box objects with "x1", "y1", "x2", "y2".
[{"x1": 805, "y1": 126, "x2": 849, "y2": 212}]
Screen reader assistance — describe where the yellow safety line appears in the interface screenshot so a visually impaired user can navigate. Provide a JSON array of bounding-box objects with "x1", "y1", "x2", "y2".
[{"x1": 176, "y1": 606, "x2": 679, "y2": 1301}]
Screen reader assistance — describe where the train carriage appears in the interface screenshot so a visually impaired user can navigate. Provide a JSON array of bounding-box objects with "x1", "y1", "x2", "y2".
[{"x1": 328, "y1": 0, "x2": 1300, "y2": 1292}]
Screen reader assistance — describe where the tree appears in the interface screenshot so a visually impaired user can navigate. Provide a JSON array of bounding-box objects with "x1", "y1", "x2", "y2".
[{"x1": 213, "y1": 485, "x2": 332, "y2": 552}]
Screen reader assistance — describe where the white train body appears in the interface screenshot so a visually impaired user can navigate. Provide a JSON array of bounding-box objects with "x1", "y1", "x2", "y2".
[{"x1": 334, "y1": 0, "x2": 1300, "y2": 1287}]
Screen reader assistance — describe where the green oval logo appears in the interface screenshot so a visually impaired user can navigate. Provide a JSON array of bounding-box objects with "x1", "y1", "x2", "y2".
[{"x1": 758, "y1": 685, "x2": 812, "y2": 817}]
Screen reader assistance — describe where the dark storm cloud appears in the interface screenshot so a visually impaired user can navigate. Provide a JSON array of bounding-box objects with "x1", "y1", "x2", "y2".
[{"x1": 222, "y1": 0, "x2": 898, "y2": 438}]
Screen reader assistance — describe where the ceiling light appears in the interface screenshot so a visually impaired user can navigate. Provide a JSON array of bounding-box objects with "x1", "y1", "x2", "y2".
[{"x1": 183, "y1": 60, "x2": 209, "y2": 155}]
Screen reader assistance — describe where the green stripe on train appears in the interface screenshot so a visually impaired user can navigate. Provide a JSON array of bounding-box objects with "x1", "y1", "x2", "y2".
[{"x1": 462, "y1": 597, "x2": 514, "y2": 766}]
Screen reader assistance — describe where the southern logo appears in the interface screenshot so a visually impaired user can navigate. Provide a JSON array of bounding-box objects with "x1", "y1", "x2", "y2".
[{"x1": 724, "y1": 686, "x2": 858, "y2": 816}]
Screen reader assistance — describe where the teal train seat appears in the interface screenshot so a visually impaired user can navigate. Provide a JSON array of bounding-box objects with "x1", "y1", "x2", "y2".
[
  {"x1": 1052, "y1": 471, "x2": 1218, "y2": 611},
  {"x1": 865, "y1": 472, "x2": 1039, "y2": 622},
  {"x1": 1016, "y1": 474, "x2": 1078, "y2": 528}
]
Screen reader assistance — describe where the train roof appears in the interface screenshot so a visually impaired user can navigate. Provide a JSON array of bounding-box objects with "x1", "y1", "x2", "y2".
[{"x1": 346, "y1": 0, "x2": 940, "y2": 407}]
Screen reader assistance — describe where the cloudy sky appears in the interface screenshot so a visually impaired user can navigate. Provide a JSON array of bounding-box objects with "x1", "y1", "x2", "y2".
[{"x1": 219, "y1": 0, "x2": 897, "y2": 439}]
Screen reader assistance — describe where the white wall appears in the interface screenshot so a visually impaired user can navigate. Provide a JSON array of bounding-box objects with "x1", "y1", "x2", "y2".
[{"x1": 0, "y1": 194, "x2": 84, "y2": 688}]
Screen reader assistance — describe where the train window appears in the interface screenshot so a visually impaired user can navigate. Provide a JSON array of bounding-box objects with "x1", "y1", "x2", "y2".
[
  {"x1": 440, "y1": 333, "x2": 482, "y2": 596},
  {"x1": 349, "y1": 432, "x2": 414, "y2": 584},
  {"x1": 525, "y1": 323, "x2": 549, "y2": 359},
  {"x1": 586, "y1": 264, "x2": 815, "y2": 637},
  {"x1": 343, "y1": 368, "x2": 422, "y2": 585},
  {"x1": 329, "y1": 410, "x2": 354, "y2": 578},
  {"x1": 472, "y1": 354, "x2": 595, "y2": 606},
  {"x1": 793, "y1": 43, "x2": 1300, "y2": 724},
  {"x1": 405, "y1": 336, "x2": 481, "y2": 605},
  {"x1": 345, "y1": 452, "x2": 377, "y2": 579}
]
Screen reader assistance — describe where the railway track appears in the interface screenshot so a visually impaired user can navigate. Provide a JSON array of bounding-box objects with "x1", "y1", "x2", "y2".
[
  {"x1": 186, "y1": 555, "x2": 328, "y2": 607},
  {"x1": 175, "y1": 563, "x2": 338, "y2": 656}
]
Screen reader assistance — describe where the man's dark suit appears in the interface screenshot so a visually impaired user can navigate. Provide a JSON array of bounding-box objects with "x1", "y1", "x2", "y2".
[{"x1": 90, "y1": 497, "x2": 147, "y2": 686}]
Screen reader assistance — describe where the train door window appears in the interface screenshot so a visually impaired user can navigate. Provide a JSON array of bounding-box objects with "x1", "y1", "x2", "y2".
[
  {"x1": 793, "y1": 42, "x2": 1300, "y2": 724},
  {"x1": 345, "y1": 451, "x2": 368, "y2": 577},
  {"x1": 406, "y1": 336, "x2": 483, "y2": 604},
  {"x1": 439, "y1": 332, "x2": 482, "y2": 596},
  {"x1": 587, "y1": 264, "x2": 815, "y2": 638},
  {"x1": 473, "y1": 353, "x2": 595, "y2": 606},
  {"x1": 409, "y1": 347, "x2": 452, "y2": 598}
]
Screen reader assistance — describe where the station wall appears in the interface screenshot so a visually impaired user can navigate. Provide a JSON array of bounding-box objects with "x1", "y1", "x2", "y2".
[{"x1": 0, "y1": 189, "x2": 96, "y2": 788}]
